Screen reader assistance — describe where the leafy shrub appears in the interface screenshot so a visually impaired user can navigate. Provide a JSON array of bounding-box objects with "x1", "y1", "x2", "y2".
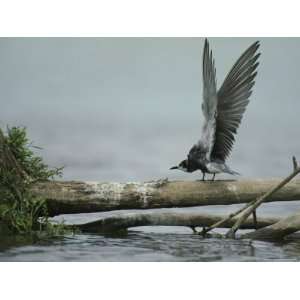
[{"x1": 0, "y1": 126, "x2": 64, "y2": 235}]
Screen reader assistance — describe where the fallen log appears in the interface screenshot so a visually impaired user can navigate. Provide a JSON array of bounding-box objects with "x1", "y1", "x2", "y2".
[
  {"x1": 71, "y1": 211, "x2": 280, "y2": 233},
  {"x1": 242, "y1": 210, "x2": 300, "y2": 241},
  {"x1": 31, "y1": 179, "x2": 300, "y2": 216}
]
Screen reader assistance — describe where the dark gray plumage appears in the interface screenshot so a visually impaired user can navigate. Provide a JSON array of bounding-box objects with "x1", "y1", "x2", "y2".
[{"x1": 170, "y1": 38, "x2": 260, "y2": 180}]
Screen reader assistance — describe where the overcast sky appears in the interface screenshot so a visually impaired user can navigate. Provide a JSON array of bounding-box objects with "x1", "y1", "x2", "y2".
[{"x1": 1, "y1": 38, "x2": 300, "y2": 181}]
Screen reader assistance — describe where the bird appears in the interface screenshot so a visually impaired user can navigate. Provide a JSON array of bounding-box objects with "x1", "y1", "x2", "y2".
[{"x1": 170, "y1": 38, "x2": 260, "y2": 181}]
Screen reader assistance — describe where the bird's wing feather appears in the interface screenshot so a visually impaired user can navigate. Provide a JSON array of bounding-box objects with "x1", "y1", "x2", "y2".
[
  {"x1": 210, "y1": 40, "x2": 260, "y2": 162},
  {"x1": 200, "y1": 38, "x2": 218, "y2": 160}
]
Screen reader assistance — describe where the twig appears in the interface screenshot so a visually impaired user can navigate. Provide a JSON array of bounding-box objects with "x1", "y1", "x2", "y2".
[
  {"x1": 252, "y1": 210, "x2": 257, "y2": 230},
  {"x1": 226, "y1": 156, "x2": 300, "y2": 238},
  {"x1": 200, "y1": 199, "x2": 256, "y2": 236},
  {"x1": 293, "y1": 156, "x2": 298, "y2": 171}
]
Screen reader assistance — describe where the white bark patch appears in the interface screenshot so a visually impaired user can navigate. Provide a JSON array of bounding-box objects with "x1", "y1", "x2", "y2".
[
  {"x1": 84, "y1": 182, "x2": 127, "y2": 202},
  {"x1": 83, "y1": 181, "x2": 157, "y2": 206},
  {"x1": 227, "y1": 184, "x2": 237, "y2": 193},
  {"x1": 135, "y1": 182, "x2": 156, "y2": 206}
]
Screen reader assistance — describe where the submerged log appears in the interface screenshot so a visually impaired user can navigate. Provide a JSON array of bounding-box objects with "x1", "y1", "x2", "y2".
[
  {"x1": 73, "y1": 211, "x2": 280, "y2": 233},
  {"x1": 226, "y1": 157, "x2": 300, "y2": 238},
  {"x1": 242, "y1": 210, "x2": 300, "y2": 241},
  {"x1": 31, "y1": 178, "x2": 300, "y2": 216}
]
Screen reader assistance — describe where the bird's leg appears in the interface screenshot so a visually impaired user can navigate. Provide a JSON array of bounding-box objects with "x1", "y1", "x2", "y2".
[
  {"x1": 202, "y1": 172, "x2": 206, "y2": 181},
  {"x1": 252, "y1": 209, "x2": 258, "y2": 230},
  {"x1": 211, "y1": 173, "x2": 216, "y2": 181}
]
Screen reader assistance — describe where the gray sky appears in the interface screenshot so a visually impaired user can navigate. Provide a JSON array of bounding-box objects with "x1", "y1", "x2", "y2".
[{"x1": 1, "y1": 38, "x2": 300, "y2": 181}]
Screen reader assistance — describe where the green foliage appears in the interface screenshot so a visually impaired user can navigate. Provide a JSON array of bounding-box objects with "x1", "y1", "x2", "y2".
[
  {"x1": 0, "y1": 126, "x2": 65, "y2": 235},
  {"x1": 1, "y1": 194, "x2": 47, "y2": 234},
  {"x1": 6, "y1": 126, "x2": 63, "y2": 183}
]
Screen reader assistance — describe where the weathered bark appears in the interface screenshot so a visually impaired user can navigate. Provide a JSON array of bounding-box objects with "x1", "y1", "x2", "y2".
[
  {"x1": 31, "y1": 179, "x2": 300, "y2": 216},
  {"x1": 242, "y1": 210, "x2": 300, "y2": 241},
  {"x1": 73, "y1": 211, "x2": 280, "y2": 233}
]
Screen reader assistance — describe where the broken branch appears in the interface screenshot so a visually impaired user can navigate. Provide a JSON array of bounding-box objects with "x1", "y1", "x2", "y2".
[{"x1": 226, "y1": 156, "x2": 300, "y2": 238}]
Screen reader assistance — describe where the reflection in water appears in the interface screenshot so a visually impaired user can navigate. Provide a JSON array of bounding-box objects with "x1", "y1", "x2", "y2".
[{"x1": 1, "y1": 230, "x2": 300, "y2": 262}]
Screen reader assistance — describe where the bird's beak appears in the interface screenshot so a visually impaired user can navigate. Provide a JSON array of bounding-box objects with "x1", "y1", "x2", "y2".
[{"x1": 170, "y1": 166, "x2": 178, "y2": 170}]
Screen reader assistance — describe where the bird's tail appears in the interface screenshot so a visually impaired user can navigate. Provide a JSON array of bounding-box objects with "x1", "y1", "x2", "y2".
[{"x1": 224, "y1": 165, "x2": 240, "y2": 176}]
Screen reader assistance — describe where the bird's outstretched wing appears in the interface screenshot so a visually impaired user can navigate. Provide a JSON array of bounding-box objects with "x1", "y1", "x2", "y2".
[
  {"x1": 210, "y1": 40, "x2": 260, "y2": 162},
  {"x1": 200, "y1": 38, "x2": 218, "y2": 160}
]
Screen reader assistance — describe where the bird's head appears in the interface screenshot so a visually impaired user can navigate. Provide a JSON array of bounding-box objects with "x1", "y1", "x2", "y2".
[{"x1": 170, "y1": 159, "x2": 189, "y2": 172}]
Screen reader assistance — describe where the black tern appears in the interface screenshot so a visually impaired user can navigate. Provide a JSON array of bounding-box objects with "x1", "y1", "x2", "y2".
[{"x1": 170, "y1": 38, "x2": 260, "y2": 181}]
